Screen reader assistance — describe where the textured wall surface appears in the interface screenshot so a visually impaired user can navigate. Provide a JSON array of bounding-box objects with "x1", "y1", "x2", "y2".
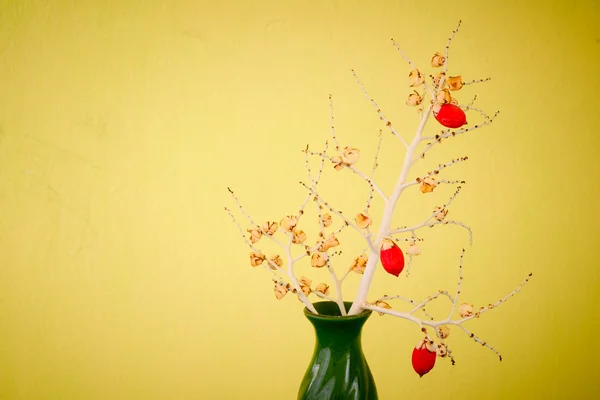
[{"x1": 0, "y1": 0, "x2": 598, "y2": 399}]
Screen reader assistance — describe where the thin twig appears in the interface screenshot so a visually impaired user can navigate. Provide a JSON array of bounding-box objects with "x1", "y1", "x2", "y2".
[{"x1": 352, "y1": 69, "x2": 409, "y2": 148}]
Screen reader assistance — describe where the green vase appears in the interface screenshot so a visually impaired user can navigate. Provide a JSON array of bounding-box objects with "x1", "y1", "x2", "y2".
[{"x1": 298, "y1": 301, "x2": 378, "y2": 400}]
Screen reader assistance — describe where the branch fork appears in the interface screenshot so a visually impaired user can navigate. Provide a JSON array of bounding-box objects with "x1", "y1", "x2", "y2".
[{"x1": 226, "y1": 21, "x2": 531, "y2": 366}]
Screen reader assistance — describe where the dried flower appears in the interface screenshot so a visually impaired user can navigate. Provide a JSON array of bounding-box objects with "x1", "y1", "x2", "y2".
[
  {"x1": 406, "y1": 90, "x2": 422, "y2": 106},
  {"x1": 355, "y1": 213, "x2": 372, "y2": 229},
  {"x1": 280, "y1": 215, "x2": 297, "y2": 232},
  {"x1": 292, "y1": 229, "x2": 307, "y2": 244},
  {"x1": 331, "y1": 156, "x2": 345, "y2": 171},
  {"x1": 274, "y1": 283, "x2": 288, "y2": 300},
  {"x1": 436, "y1": 344, "x2": 448, "y2": 358},
  {"x1": 247, "y1": 227, "x2": 262, "y2": 244},
  {"x1": 432, "y1": 72, "x2": 445, "y2": 88},
  {"x1": 299, "y1": 276, "x2": 312, "y2": 296},
  {"x1": 407, "y1": 242, "x2": 421, "y2": 256},
  {"x1": 262, "y1": 221, "x2": 278, "y2": 235},
  {"x1": 342, "y1": 147, "x2": 360, "y2": 165},
  {"x1": 438, "y1": 325, "x2": 451, "y2": 339},
  {"x1": 299, "y1": 276, "x2": 312, "y2": 287},
  {"x1": 268, "y1": 254, "x2": 283, "y2": 269},
  {"x1": 420, "y1": 177, "x2": 438, "y2": 193},
  {"x1": 315, "y1": 283, "x2": 330, "y2": 296},
  {"x1": 447, "y1": 76, "x2": 463, "y2": 91},
  {"x1": 311, "y1": 253, "x2": 327, "y2": 268},
  {"x1": 350, "y1": 254, "x2": 368, "y2": 274},
  {"x1": 374, "y1": 300, "x2": 391, "y2": 316},
  {"x1": 416, "y1": 338, "x2": 437, "y2": 353},
  {"x1": 250, "y1": 251, "x2": 265, "y2": 267},
  {"x1": 435, "y1": 88, "x2": 452, "y2": 105},
  {"x1": 459, "y1": 302, "x2": 475, "y2": 318},
  {"x1": 433, "y1": 206, "x2": 448, "y2": 222},
  {"x1": 408, "y1": 69, "x2": 425, "y2": 87},
  {"x1": 431, "y1": 52, "x2": 445, "y2": 67},
  {"x1": 318, "y1": 235, "x2": 340, "y2": 252},
  {"x1": 321, "y1": 213, "x2": 333, "y2": 227}
]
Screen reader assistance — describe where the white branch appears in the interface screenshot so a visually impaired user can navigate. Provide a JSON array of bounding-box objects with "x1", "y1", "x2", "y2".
[
  {"x1": 457, "y1": 324, "x2": 503, "y2": 361},
  {"x1": 348, "y1": 101, "x2": 435, "y2": 315},
  {"x1": 299, "y1": 181, "x2": 376, "y2": 251},
  {"x1": 376, "y1": 294, "x2": 436, "y2": 320},
  {"x1": 443, "y1": 20, "x2": 462, "y2": 75},
  {"x1": 365, "y1": 130, "x2": 384, "y2": 214},
  {"x1": 351, "y1": 69, "x2": 410, "y2": 148},
  {"x1": 227, "y1": 188, "x2": 288, "y2": 249},
  {"x1": 225, "y1": 206, "x2": 318, "y2": 313},
  {"x1": 417, "y1": 111, "x2": 500, "y2": 161},
  {"x1": 301, "y1": 141, "x2": 346, "y2": 315},
  {"x1": 305, "y1": 150, "x2": 388, "y2": 203},
  {"x1": 463, "y1": 77, "x2": 491, "y2": 86},
  {"x1": 329, "y1": 95, "x2": 342, "y2": 151},
  {"x1": 297, "y1": 142, "x2": 329, "y2": 220},
  {"x1": 293, "y1": 224, "x2": 348, "y2": 263},
  {"x1": 390, "y1": 38, "x2": 434, "y2": 99},
  {"x1": 448, "y1": 249, "x2": 466, "y2": 319},
  {"x1": 390, "y1": 186, "x2": 464, "y2": 235}
]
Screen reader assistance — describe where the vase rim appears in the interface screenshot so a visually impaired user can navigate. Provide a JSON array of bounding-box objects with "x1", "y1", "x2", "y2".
[{"x1": 304, "y1": 301, "x2": 372, "y2": 320}]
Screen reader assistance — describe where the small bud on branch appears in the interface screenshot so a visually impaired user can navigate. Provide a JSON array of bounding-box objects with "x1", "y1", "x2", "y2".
[{"x1": 226, "y1": 21, "x2": 531, "y2": 369}]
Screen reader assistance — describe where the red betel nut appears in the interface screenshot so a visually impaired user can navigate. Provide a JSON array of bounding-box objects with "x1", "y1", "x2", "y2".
[
  {"x1": 435, "y1": 103, "x2": 467, "y2": 128},
  {"x1": 412, "y1": 346, "x2": 437, "y2": 377},
  {"x1": 380, "y1": 239, "x2": 405, "y2": 277}
]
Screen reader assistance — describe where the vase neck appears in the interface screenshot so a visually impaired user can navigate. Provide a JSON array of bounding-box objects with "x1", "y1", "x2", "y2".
[{"x1": 304, "y1": 301, "x2": 372, "y2": 348}]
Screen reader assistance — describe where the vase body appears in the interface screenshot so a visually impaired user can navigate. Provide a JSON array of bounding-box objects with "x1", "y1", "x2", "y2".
[{"x1": 298, "y1": 301, "x2": 377, "y2": 400}]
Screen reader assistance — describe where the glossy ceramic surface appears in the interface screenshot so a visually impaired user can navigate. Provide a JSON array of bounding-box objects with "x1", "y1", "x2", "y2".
[{"x1": 297, "y1": 301, "x2": 377, "y2": 400}]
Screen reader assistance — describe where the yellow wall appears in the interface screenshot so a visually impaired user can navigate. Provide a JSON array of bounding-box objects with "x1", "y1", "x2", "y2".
[{"x1": 0, "y1": 0, "x2": 598, "y2": 398}]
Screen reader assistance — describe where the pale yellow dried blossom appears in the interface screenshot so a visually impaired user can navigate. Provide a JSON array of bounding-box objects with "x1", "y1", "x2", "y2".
[
  {"x1": 416, "y1": 338, "x2": 436, "y2": 352},
  {"x1": 435, "y1": 88, "x2": 452, "y2": 105},
  {"x1": 431, "y1": 52, "x2": 445, "y2": 67},
  {"x1": 318, "y1": 235, "x2": 340, "y2": 252},
  {"x1": 374, "y1": 300, "x2": 391, "y2": 316},
  {"x1": 408, "y1": 69, "x2": 425, "y2": 87},
  {"x1": 250, "y1": 251, "x2": 265, "y2": 267},
  {"x1": 459, "y1": 302, "x2": 475, "y2": 318},
  {"x1": 280, "y1": 215, "x2": 297, "y2": 232},
  {"x1": 406, "y1": 242, "x2": 421, "y2": 256},
  {"x1": 447, "y1": 76, "x2": 463, "y2": 91},
  {"x1": 274, "y1": 283, "x2": 288, "y2": 300},
  {"x1": 436, "y1": 344, "x2": 448, "y2": 358},
  {"x1": 342, "y1": 147, "x2": 360, "y2": 165},
  {"x1": 247, "y1": 227, "x2": 262, "y2": 244},
  {"x1": 355, "y1": 213, "x2": 372, "y2": 229},
  {"x1": 438, "y1": 325, "x2": 451, "y2": 339},
  {"x1": 315, "y1": 283, "x2": 330, "y2": 296},
  {"x1": 331, "y1": 156, "x2": 345, "y2": 171},
  {"x1": 432, "y1": 72, "x2": 445, "y2": 89},
  {"x1": 419, "y1": 177, "x2": 438, "y2": 193},
  {"x1": 292, "y1": 229, "x2": 307, "y2": 244},
  {"x1": 406, "y1": 90, "x2": 422, "y2": 106},
  {"x1": 262, "y1": 221, "x2": 278, "y2": 235},
  {"x1": 350, "y1": 254, "x2": 368, "y2": 274},
  {"x1": 450, "y1": 97, "x2": 459, "y2": 105},
  {"x1": 299, "y1": 276, "x2": 312, "y2": 287},
  {"x1": 321, "y1": 213, "x2": 333, "y2": 227},
  {"x1": 268, "y1": 254, "x2": 283, "y2": 269},
  {"x1": 311, "y1": 253, "x2": 327, "y2": 268},
  {"x1": 433, "y1": 206, "x2": 448, "y2": 222},
  {"x1": 299, "y1": 276, "x2": 312, "y2": 296}
]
